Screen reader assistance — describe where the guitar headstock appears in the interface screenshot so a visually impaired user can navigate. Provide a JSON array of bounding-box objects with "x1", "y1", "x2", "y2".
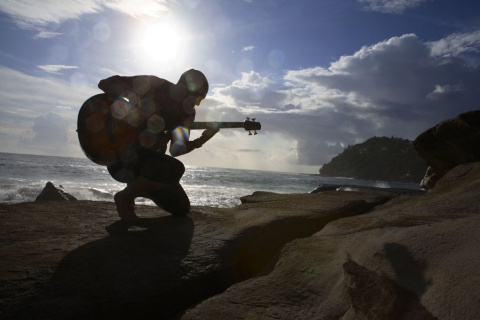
[{"x1": 244, "y1": 117, "x2": 261, "y2": 135}]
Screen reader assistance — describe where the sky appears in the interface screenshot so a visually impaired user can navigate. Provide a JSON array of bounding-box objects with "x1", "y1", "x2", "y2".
[{"x1": 1, "y1": 0, "x2": 480, "y2": 174}]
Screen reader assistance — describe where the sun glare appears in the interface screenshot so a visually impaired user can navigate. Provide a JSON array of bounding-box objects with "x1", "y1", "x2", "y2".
[{"x1": 141, "y1": 23, "x2": 183, "y2": 62}]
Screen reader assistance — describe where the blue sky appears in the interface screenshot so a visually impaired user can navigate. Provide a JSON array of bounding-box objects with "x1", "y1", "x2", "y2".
[{"x1": 1, "y1": 0, "x2": 480, "y2": 173}]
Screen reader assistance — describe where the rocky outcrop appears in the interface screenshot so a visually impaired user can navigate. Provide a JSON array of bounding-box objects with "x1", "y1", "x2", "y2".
[
  {"x1": 309, "y1": 184, "x2": 425, "y2": 195},
  {"x1": 414, "y1": 110, "x2": 480, "y2": 189},
  {"x1": 35, "y1": 181, "x2": 77, "y2": 201},
  {"x1": 1, "y1": 162, "x2": 479, "y2": 319},
  {"x1": 320, "y1": 136, "x2": 427, "y2": 183},
  {"x1": 0, "y1": 189, "x2": 393, "y2": 319},
  {"x1": 182, "y1": 162, "x2": 480, "y2": 320}
]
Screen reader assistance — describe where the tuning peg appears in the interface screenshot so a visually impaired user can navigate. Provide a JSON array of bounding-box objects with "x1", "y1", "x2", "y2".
[
  {"x1": 246, "y1": 117, "x2": 250, "y2": 121},
  {"x1": 254, "y1": 130, "x2": 257, "y2": 135},
  {"x1": 252, "y1": 118, "x2": 256, "y2": 122},
  {"x1": 248, "y1": 130, "x2": 252, "y2": 135}
]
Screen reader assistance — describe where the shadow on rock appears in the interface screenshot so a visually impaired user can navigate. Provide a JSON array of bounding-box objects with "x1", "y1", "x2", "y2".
[
  {"x1": 384, "y1": 242, "x2": 432, "y2": 297},
  {"x1": 18, "y1": 216, "x2": 194, "y2": 319},
  {"x1": 343, "y1": 257, "x2": 437, "y2": 320}
]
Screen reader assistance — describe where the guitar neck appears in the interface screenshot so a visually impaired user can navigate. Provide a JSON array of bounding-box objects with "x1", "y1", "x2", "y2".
[{"x1": 188, "y1": 122, "x2": 247, "y2": 130}]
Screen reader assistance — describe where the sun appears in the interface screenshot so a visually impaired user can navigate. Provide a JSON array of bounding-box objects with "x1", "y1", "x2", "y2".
[{"x1": 141, "y1": 23, "x2": 184, "y2": 62}]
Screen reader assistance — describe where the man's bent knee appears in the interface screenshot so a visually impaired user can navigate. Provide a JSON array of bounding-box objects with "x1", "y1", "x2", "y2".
[
  {"x1": 169, "y1": 201, "x2": 190, "y2": 217},
  {"x1": 148, "y1": 183, "x2": 190, "y2": 217}
]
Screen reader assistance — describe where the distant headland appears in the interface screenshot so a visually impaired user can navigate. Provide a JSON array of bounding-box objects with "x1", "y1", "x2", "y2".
[{"x1": 319, "y1": 136, "x2": 427, "y2": 183}]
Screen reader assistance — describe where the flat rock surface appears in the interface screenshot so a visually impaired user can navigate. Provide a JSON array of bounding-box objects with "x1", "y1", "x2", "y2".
[{"x1": 0, "y1": 188, "x2": 391, "y2": 319}]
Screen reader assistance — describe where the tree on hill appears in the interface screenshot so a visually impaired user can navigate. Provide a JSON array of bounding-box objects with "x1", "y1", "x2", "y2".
[{"x1": 319, "y1": 136, "x2": 427, "y2": 183}]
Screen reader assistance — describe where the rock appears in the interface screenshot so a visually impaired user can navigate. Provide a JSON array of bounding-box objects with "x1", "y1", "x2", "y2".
[
  {"x1": 342, "y1": 257, "x2": 438, "y2": 319},
  {"x1": 35, "y1": 181, "x2": 77, "y2": 201},
  {"x1": 419, "y1": 166, "x2": 440, "y2": 189},
  {"x1": 181, "y1": 162, "x2": 480, "y2": 320},
  {"x1": 308, "y1": 184, "x2": 425, "y2": 196},
  {"x1": 308, "y1": 184, "x2": 339, "y2": 193},
  {"x1": 1, "y1": 189, "x2": 393, "y2": 319},
  {"x1": 2, "y1": 163, "x2": 479, "y2": 319},
  {"x1": 319, "y1": 136, "x2": 427, "y2": 183},
  {"x1": 414, "y1": 110, "x2": 480, "y2": 188}
]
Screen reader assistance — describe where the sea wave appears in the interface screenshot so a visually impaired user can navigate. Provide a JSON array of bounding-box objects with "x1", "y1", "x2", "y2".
[{"x1": 0, "y1": 152, "x2": 420, "y2": 207}]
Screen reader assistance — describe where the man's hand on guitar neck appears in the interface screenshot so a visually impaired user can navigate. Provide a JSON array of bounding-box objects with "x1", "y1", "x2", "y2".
[{"x1": 194, "y1": 127, "x2": 219, "y2": 148}]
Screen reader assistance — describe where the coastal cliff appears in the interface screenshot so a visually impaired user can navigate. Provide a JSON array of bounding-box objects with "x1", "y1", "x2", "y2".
[{"x1": 319, "y1": 136, "x2": 427, "y2": 183}]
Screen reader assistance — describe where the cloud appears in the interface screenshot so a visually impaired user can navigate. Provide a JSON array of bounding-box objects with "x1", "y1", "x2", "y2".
[
  {"x1": 285, "y1": 33, "x2": 480, "y2": 122},
  {"x1": 214, "y1": 71, "x2": 288, "y2": 113},
  {"x1": 429, "y1": 30, "x2": 480, "y2": 66},
  {"x1": 20, "y1": 112, "x2": 68, "y2": 149},
  {"x1": 0, "y1": 0, "x2": 173, "y2": 30},
  {"x1": 33, "y1": 31, "x2": 63, "y2": 39},
  {"x1": 104, "y1": 0, "x2": 170, "y2": 18},
  {"x1": 242, "y1": 46, "x2": 255, "y2": 52},
  {"x1": 0, "y1": 0, "x2": 102, "y2": 28},
  {"x1": 208, "y1": 32, "x2": 480, "y2": 168},
  {"x1": 0, "y1": 66, "x2": 98, "y2": 156},
  {"x1": 358, "y1": 0, "x2": 433, "y2": 14},
  {"x1": 38, "y1": 65, "x2": 79, "y2": 74}
]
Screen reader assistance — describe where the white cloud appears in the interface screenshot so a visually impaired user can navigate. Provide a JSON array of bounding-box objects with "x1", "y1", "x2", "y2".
[
  {"x1": 358, "y1": 0, "x2": 433, "y2": 14},
  {"x1": 284, "y1": 33, "x2": 480, "y2": 120},
  {"x1": 242, "y1": 46, "x2": 255, "y2": 52},
  {"x1": 20, "y1": 112, "x2": 69, "y2": 153},
  {"x1": 209, "y1": 32, "x2": 480, "y2": 168},
  {"x1": 33, "y1": 31, "x2": 63, "y2": 39},
  {"x1": 104, "y1": 0, "x2": 170, "y2": 18},
  {"x1": 429, "y1": 30, "x2": 480, "y2": 66},
  {"x1": 0, "y1": 66, "x2": 98, "y2": 156},
  {"x1": 212, "y1": 71, "x2": 287, "y2": 113},
  {"x1": 0, "y1": 0, "x2": 173, "y2": 30},
  {"x1": 38, "y1": 65, "x2": 79, "y2": 74},
  {"x1": 0, "y1": 0, "x2": 102, "y2": 28}
]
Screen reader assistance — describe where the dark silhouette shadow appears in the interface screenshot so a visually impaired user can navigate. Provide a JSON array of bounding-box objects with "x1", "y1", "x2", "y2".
[
  {"x1": 384, "y1": 242, "x2": 432, "y2": 297},
  {"x1": 344, "y1": 257, "x2": 438, "y2": 319},
  {"x1": 17, "y1": 216, "x2": 194, "y2": 319}
]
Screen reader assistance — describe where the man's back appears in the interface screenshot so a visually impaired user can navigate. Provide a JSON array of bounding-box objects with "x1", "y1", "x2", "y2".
[{"x1": 98, "y1": 75, "x2": 195, "y2": 131}]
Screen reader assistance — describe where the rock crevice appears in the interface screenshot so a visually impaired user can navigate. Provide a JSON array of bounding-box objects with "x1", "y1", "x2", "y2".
[{"x1": 1, "y1": 189, "x2": 398, "y2": 319}]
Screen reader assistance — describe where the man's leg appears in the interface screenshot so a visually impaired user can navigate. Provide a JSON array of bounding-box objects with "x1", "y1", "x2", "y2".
[
  {"x1": 138, "y1": 152, "x2": 190, "y2": 216},
  {"x1": 114, "y1": 151, "x2": 189, "y2": 219},
  {"x1": 114, "y1": 176, "x2": 167, "y2": 221},
  {"x1": 148, "y1": 183, "x2": 190, "y2": 217}
]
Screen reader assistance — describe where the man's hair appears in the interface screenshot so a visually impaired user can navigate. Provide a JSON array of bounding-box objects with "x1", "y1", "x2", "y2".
[{"x1": 178, "y1": 69, "x2": 209, "y2": 98}]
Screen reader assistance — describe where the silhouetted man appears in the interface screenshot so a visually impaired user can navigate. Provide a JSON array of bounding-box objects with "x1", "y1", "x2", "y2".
[{"x1": 98, "y1": 69, "x2": 218, "y2": 221}]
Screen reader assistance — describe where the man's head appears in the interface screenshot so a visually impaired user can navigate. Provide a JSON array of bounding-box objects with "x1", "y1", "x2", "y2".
[{"x1": 178, "y1": 69, "x2": 209, "y2": 104}]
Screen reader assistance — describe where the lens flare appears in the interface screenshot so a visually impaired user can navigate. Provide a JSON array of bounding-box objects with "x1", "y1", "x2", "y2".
[
  {"x1": 111, "y1": 100, "x2": 129, "y2": 119},
  {"x1": 126, "y1": 107, "x2": 142, "y2": 127},
  {"x1": 170, "y1": 126, "x2": 190, "y2": 155},
  {"x1": 140, "y1": 98, "x2": 156, "y2": 117},
  {"x1": 139, "y1": 129, "x2": 158, "y2": 148},
  {"x1": 148, "y1": 115, "x2": 165, "y2": 133},
  {"x1": 93, "y1": 21, "x2": 111, "y2": 42},
  {"x1": 172, "y1": 126, "x2": 189, "y2": 144}
]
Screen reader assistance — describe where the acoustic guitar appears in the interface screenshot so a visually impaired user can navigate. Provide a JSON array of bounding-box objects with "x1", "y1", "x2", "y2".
[{"x1": 77, "y1": 94, "x2": 261, "y2": 166}]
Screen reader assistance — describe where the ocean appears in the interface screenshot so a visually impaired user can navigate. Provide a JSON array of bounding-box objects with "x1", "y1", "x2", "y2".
[{"x1": 0, "y1": 152, "x2": 420, "y2": 208}]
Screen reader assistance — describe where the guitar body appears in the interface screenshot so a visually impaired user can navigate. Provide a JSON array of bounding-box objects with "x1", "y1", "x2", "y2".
[
  {"x1": 77, "y1": 94, "x2": 139, "y2": 166},
  {"x1": 77, "y1": 94, "x2": 261, "y2": 166}
]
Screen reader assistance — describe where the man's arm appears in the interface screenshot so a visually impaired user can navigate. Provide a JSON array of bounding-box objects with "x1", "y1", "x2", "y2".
[{"x1": 169, "y1": 127, "x2": 219, "y2": 157}]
